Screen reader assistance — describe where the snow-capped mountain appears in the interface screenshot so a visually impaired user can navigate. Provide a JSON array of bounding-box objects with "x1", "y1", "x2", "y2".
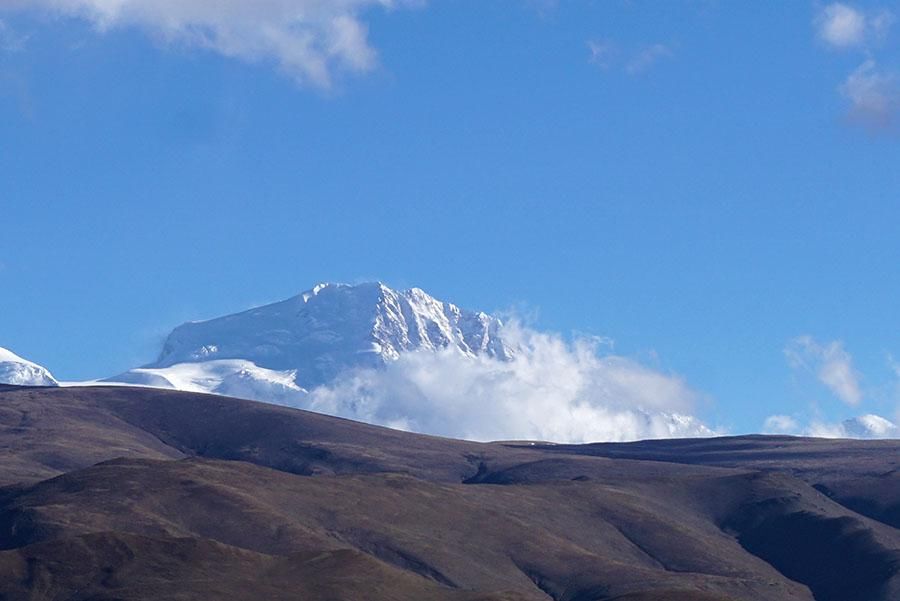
[
  {"x1": 101, "y1": 282, "x2": 719, "y2": 443},
  {"x1": 0, "y1": 347, "x2": 59, "y2": 387},
  {"x1": 109, "y1": 282, "x2": 510, "y2": 396},
  {"x1": 841, "y1": 414, "x2": 899, "y2": 439}
]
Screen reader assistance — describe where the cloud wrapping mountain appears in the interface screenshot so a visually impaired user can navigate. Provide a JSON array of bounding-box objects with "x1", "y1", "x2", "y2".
[
  {"x1": 110, "y1": 283, "x2": 713, "y2": 443},
  {"x1": 307, "y1": 322, "x2": 712, "y2": 442}
]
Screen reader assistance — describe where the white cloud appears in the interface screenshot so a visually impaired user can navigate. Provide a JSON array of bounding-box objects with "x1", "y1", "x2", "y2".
[
  {"x1": 785, "y1": 336, "x2": 862, "y2": 406},
  {"x1": 587, "y1": 39, "x2": 673, "y2": 75},
  {"x1": 306, "y1": 322, "x2": 715, "y2": 443},
  {"x1": 889, "y1": 354, "x2": 900, "y2": 377},
  {"x1": 587, "y1": 39, "x2": 615, "y2": 70},
  {"x1": 813, "y1": 5, "x2": 898, "y2": 131},
  {"x1": 0, "y1": 18, "x2": 27, "y2": 52},
  {"x1": 840, "y1": 59, "x2": 899, "y2": 130},
  {"x1": 870, "y1": 9, "x2": 896, "y2": 39},
  {"x1": 762, "y1": 414, "x2": 800, "y2": 435},
  {"x1": 888, "y1": 354, "x2": 900, "y2": 425},
  {"x1": 626, "y1": 43, "x2": 673, "y2": 74},
  {"x1": 815, "y1": 3, "x2": 894, "y2": 48},
  {"x1": 816, "y1": 3, "x2": 868, "y2": 47},
  {"x1": 813, "y1": 5, "x2": 899, "y2": 131},
  {"x1": 0, "y1": 0, "x2": 421, "y2": 88}
]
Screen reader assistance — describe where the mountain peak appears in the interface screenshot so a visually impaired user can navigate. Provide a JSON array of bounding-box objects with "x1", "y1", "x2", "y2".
[
  {"x1": 149, "y1": 282, "x2": 511, "y2": 389},
  {"x1": 842, "y1": 414, "x2": 899, "y2": 439}
]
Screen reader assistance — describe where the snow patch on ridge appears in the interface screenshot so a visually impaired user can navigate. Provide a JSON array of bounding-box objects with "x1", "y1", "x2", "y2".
[
  {"x1": 0, "y1": 347, "x2": 59, "y2": 387},
  {"x1": 108, "y1": 360, "x2": 307, "y2": 406}
]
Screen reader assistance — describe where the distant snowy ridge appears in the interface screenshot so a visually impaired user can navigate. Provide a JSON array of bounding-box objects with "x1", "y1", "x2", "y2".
[
  {"x1": 148, "y1": 282, "x2": 511, "y2": 388},
  {"x1": 9, "y1": 283, "x2": 897, "y2": 443},
  {"x1": 0, "y1": 347, "x2": 59, "y2": 387},
  {"x1": 110, "y1": 360, "x2": 307, "y2": 407},
  {"x1": 840, "y1": 414, "x2": 898, "y2": 439}
]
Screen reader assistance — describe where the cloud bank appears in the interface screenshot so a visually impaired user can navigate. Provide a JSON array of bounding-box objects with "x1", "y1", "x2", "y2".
[
  {"x1": 306, "y1": 323, "x2": 714, "y2": 443},
  {"x1": 785, "y1": 336, "x2": 862, "y2": 405},
  {"x1": 0, "y1": 0, "x2": 420, "y2": 87}
]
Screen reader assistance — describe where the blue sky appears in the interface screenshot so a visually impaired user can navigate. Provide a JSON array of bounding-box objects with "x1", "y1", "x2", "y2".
[{"x1": 1, "y1": 1, "x2": 899, "y2": 437}]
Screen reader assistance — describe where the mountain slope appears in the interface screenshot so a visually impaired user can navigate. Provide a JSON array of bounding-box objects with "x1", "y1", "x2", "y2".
[
  {"x1": 0, "y1": 385, "x2": 898, "y2": 601},
  {"x1": 527, "y1": 436, "x2": 900, "y2": 530},
  {"x1": 0, "y1": 347, "x2": 58, "y2": 387}
]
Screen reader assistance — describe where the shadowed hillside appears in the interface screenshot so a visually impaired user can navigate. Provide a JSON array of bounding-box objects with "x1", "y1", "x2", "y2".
[{"x1": 0, "y1": 385, "x2": 898, "y2": 601}]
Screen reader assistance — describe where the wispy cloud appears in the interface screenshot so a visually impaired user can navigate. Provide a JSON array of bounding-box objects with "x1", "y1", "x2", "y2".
[
  {"x1": 813, "y1": 4, "x2": 899, "y2": 132},
  {"x1": 815, "y1": 3, "x2": 893, "y2": 48},
  {"x1": 626, "y1": 43, "x2": 673, "y2": 74},
  {"x1": 0, "y1": 18, "x2": 27, "y2": 52},
  {"x1": 306, "y1": 321, "x2": 716, "y2": 443},
  {"x1": 888, "y1": 354, "x2": 900, "y2": 425},
  {"x1": 0, "y1": 0, "x2": 422, "y2": 88},
  {"x1": 762, "y1": 414, "x2": 800, "y2": 435},
  {"x1": 587, "y1": 39, "x2": 616, "y2": 70},
  {"x1": 774, "y1": 347, "x2": 900, "y2": 439},
  {"x1": 785, "y1": 336, "x2": 862, "y2": 406},
  {"x1": 817, "y1": 3, "x2": 867, "y2": 47},
  {"x1": 587, "y1": 39, "x2": 673, "y2": 75},
  {"x1": 840, "y1": 59, "x2": 900, "y2": 131}
]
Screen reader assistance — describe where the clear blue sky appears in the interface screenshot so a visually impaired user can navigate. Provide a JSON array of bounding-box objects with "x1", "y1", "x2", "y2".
[{"x1": 2, "y1": 1, "x2": 899, "y2": 435}]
